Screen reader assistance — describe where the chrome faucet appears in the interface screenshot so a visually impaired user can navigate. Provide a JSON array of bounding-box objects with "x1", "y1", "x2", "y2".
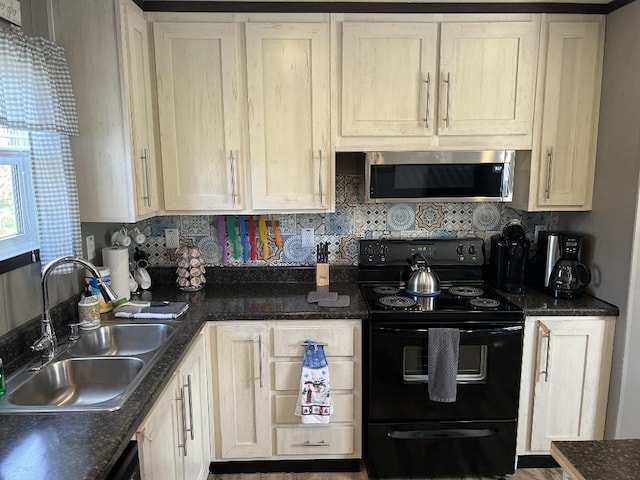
[{"x1": 32, "y1": 256, "x2": 119, "y2": 366}]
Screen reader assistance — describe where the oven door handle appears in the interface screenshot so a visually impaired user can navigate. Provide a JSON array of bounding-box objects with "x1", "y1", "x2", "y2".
[
  {"x1": 373, "y1": 325, "x2": 523, "y2": 336},
  {"x1": 388, "y1": 428, "x2": 496, "y2": 440}
]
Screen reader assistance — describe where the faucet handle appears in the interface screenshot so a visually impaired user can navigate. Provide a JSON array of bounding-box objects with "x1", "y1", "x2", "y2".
[
  {"x1": 68, "y1": 323, "x2": 81, "y2": 341},
  {"x1": 31, "y1": 335, "x2": 54, "y2": 352}
]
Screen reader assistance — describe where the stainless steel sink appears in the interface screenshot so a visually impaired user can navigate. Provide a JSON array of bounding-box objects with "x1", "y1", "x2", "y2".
[
  {"x1": 8, "y1": 357, "x2": 144, "y2": 409},
  {"x1": 69, "y1": 323, "x2": 176, "y2": 356},
  {"x1": 0, "y1": 320, "x2": 179, "y2": 413}
]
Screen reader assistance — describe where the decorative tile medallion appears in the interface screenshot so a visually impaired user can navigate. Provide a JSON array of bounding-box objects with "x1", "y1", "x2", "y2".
[
  {"x1": 297, "y1": 214, "x2": 325, "y2": 234},
  {"x1": 387, "y1": 203, "x2": 416, "y2": 231},
  {"x1": 472, "y1": 203, "x2": 501, "y2": 231},
  {"x1": 326, "y1": 208, "x2": 355, "y2": 234},
  {"x1": 283, "y1": 235, "x2": 314, "y2": 264},
  {"x1": 416, "y1": 203, "x2": 444, "y2": 230},
  {"x1": 181, "y1": 215, "x2": 211, "y2": 236},
  {"x1": 338, "y1": 234, "x2": 360, "y2": 264}
]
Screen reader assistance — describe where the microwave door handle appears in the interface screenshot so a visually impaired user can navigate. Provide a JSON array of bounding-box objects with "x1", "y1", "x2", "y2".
[{"x1": 372, "y1": 326, "x2": 523, "y2": 336}]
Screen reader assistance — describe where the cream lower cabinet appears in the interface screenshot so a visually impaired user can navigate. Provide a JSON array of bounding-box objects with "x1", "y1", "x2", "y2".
[
  {"x1": 512, "y1": 15, "x2": 605, "y2": 211},
  {"x1": 51, "y1": 0, "x2": 160, "y2": 222},
  {"x1": 137, "y1": 329, "x2": 211, "y2": 480},
  {"x1": 338, "y1": 14, "x2": 539, "y2": 150},
  {"x1": 517, "y1": 316, "x2": 615, "y2": 455},
  {"x1": 210, "y1": 320, "x2": 362, "y2": 461}
]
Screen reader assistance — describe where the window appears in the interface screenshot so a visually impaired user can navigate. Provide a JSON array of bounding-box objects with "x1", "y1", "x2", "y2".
[{"x1": 0, "y1": 128, "x2": 39, "y2": 261}]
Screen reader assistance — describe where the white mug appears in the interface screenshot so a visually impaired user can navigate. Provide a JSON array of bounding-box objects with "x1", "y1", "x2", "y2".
[
  {"x1": 134, "y1": 265, "x2": 151, "y2": 290},
  {"x1": 112, "y1": 227, "x2": 131, "y2": 247},
  {"x1": 128, "y1": 273, "x2": 139, "y2": 293},
  {"x1": 133, "y1": 227, "x2": 146, "y2": 245}
]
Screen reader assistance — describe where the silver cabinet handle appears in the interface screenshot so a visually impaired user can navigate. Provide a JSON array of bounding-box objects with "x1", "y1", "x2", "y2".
[
  {"x1": 229, "y1": 150, "x2": 237, "y2": 205},
  {"x1": 423, "y1": 72, "x2": 431, "y2": 128},
  {"x1": 443, "y1": 72, "x2": 451, "y2": 128},
  {"x1": 258, "y1": 334, "x2": 263, "y2": 388},
  {"x1": 318, "y1": 150, "x2": 323, "y2": 205},
  {"x1": 545, "y1": 147, "x2": 554, "y2": 199},
  {"x1": 185, "y1": 375, "x2": 194, "y2": 441},
  {"x1": 538, "y1": 321, "x2": 551, "y2": 383},
  {"x1": 140, "y1": 148, "x2": 151, "y2": 207},
  {"x1": 177, "y1": 386, "x2": 188, "y2": 457},
  {"x1": 302, "y1": 440, "x2": 330, "y2": 447}
]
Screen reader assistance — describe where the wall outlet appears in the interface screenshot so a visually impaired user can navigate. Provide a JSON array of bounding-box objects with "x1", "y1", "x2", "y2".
[
  {"x1": 165, "y1": 228, "x2": 180, "y2": 249},
  {"x1": 85, "y1": 235, "x2": 95, "y2": 260},
  {"x1": 301, "y1": 228, "x2": 315, "y2": 248}
]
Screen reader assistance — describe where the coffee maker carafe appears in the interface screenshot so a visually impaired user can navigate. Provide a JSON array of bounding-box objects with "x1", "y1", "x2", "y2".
[
  {"x1": 546, "y1": 233, "x2": 591, "y2": 298},
  {"x1": 488, "y1": 221, "x2": 530, "y2": 293}
]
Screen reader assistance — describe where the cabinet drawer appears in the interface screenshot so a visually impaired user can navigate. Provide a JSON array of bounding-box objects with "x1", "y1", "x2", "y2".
[
  {"x1": 275, "y1": 393, "x2": 354, "y2": 424},
  {"x1": 272, "y1": 326, "x2": 355, "y2": 357},
  {"x1": 275, "y1": 426, "x2": 354, "y2": 455},
  {"x1": 274, "y1": 361, "x2": 354, "y2": 391}
]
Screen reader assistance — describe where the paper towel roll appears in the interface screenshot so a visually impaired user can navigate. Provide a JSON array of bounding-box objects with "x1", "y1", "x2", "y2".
[{"x1": 102, "y1": 246, "x2": 131, "y2": 304}]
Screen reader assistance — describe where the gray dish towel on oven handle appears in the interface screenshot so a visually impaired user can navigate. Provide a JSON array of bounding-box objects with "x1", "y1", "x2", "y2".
[{"x1": 428, "y1": 328, "x2": 460, "y2": 403}]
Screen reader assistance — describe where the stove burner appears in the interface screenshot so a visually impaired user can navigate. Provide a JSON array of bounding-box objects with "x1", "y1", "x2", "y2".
[
  {"x1": 449, "y1": 286, "x2": 484, "y2": 298},
  {"x1": 378, "y1": 295, "x2": 417, "y2": 309},
  {"x1": 469, "y1": 297, "x2": 501, "y2": 309},
  {"x1": 373, "y1": 285, "x2": 401, "y2": 295}
]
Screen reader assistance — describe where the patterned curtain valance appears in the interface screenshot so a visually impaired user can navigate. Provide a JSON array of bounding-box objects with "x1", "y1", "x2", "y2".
[{"x1": 0, "y1": 26, "x2": 78, "y2": 135}]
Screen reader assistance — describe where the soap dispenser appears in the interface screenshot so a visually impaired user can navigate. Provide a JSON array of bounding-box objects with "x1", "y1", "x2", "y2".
[{"x1": 78, "y1": 284, "x2": 100, "y2": 330}]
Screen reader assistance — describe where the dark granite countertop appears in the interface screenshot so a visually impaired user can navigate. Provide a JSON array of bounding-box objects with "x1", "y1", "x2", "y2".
[
  {"x1": 0, "y1": 265, "x2": 619, "y2": 480},
  {"x1": 551, "y1": 439, "x2": 640, "y2": 480},
  {"x1": 0, "y1": 267, "x2": 368, "y2": 480},
  {"x1": 498, "y1": 287, "x2": 619, "y2": 317}
]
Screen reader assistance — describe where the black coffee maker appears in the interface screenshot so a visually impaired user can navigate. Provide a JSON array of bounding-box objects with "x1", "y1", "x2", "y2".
[
  {"x1": 540, "y1": 232, "x2": 592, "y2": 298},
  {"x1": 488, "y1": 221, "x2": 530, "y2": 293}
]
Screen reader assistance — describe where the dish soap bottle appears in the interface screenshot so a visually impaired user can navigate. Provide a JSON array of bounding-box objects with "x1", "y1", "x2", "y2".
[{"x1": 78, "y1": 284, "x2": 100, "y2": 330}]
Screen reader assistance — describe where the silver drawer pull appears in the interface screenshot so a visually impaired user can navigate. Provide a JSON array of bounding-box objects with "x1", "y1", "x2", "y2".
[{"x1": 301, "y1": 440, "x2": 330, "y2": 447}]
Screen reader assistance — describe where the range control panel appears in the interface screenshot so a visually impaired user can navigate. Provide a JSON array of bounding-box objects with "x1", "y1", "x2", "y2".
[{"x1": 359, "y1": 238, "x2": 485, "y2": 267}]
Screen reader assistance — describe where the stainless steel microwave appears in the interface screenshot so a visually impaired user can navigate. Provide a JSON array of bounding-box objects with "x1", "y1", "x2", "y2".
[{"x1": 365, "y1": 150, "x2": 515, "y2": 203}]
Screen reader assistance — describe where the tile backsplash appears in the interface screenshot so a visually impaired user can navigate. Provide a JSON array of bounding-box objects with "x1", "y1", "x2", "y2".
[{"x1": 130, "y1": 174, "x2": 559, "y2": 267}]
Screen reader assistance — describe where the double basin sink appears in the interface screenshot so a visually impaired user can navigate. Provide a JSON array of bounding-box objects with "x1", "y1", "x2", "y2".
[{"x1": 0, "y1": 321, "x2": 178, "y2": 413}]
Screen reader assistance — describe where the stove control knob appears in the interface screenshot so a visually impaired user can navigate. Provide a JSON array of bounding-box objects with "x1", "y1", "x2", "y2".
[
  {"x1": 456, "y1": 245, "x2": 465, "y2": 256},
  {"x1": 378, "y1": 245, "x2": 388, "y2": 262},
  {"x1": 468, "y1": 244, "x2": 477, "y2": 255}
]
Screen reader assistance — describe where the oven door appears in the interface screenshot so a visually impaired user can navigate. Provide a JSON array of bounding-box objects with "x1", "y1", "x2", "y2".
[{"x1": 368, "y1": 322, "x2": 523, "y2": 421}]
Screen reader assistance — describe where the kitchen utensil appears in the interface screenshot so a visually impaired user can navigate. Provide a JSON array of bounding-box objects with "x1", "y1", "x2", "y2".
[
  {"x1": 272, "y1": 216, "x2": 282, "y2": 249},
  {"x1": 405, "y1": 252, "x2": 441, "y2": 296},
  {"x1": 248, "y1": 216, "x2": 257, "y2": 261},
  {"x1": 259, "y1": 215, "x2": 268, "y2": 259},
  {"x1": 227, "y1": 216, "x2": 240, "y2": 259},
  {"x1": 316, "y1": 242, "x2": 329, "y2": 263},
  {"x1": 239, "y1": 215, "x2": 248, "y2": 263},
  {"x1": 218, "y1": 216, "x2": 227, "y2": 263}
]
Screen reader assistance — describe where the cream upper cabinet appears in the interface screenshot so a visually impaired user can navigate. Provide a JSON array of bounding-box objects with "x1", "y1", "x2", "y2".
[
  {"x1": 517, "y1": 316, "x2": 615, "y2": 455},
  {"x1": 338, "y1": 15, "x2": 539, "y2": 150},
  {"x1": 51, "y1": 0, "x2": 160, "y2": 222},
  {"x1": 341, "y1": 22, "x2": 438, "y2": 137},
  {"x1": 153, "y1": 22, "x2": 244, "y2": 211},
  {"x1": 438, "y1": 21, "x2": 537, "y2": 136},
  {"x1": 512, "y1": 15, "x2": 605, "y2": 211},
  {"x1": 246, "y1": 22, "x2": 332, "y2": 211}
]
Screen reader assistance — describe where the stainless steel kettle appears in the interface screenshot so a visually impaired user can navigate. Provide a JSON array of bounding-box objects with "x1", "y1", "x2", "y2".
[{"x1": 406, "y1": 253, "x2": 441, "y2": 297}]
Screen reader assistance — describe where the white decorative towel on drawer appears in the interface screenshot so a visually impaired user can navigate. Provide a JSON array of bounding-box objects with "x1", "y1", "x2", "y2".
[{"x1": 295, "y1": 340, "x2": 333, "y2": 424}]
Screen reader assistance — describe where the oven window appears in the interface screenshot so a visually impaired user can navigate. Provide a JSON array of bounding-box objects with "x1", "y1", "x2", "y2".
[{"x1": 403, "y1": 345, "x2": 487, "y2": 384}]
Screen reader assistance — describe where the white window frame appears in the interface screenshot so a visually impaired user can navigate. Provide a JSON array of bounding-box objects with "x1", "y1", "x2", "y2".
[{"x1": 0, "y1": 131, "x2": 39, "y2": 262}]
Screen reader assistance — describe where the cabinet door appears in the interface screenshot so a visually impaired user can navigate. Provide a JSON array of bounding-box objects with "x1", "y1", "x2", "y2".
[
  {"x1": 179, "y1": 333, "x2": 211, "y2": 480},
  {"x1": 341, "y1": 22, "x2": 438, "y2": 136},
  {"x1": 137, "y1": 373, "x2": 182, "y2": 480},
  {"x1": 121, "y1": 1, "x2": 159, "y2": 218},
  {"x1": 154, "y1": 22, "x2": 243, "y2": 211},
  {"x1": 439, "y1": 21, "x2": 537, "y2": 136},
  {"x1": 216, "y1": 324, "x2": 271, "y2": 458},
  {"x1": 536, "y1": 20, "x2": 602, "y2": 208},
  {"x1": 529, "y1": 318, "x2": 613, "y2": 452},
  {"x1": 246, "y1": 23, "x2": 331, "y2": 211}
]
